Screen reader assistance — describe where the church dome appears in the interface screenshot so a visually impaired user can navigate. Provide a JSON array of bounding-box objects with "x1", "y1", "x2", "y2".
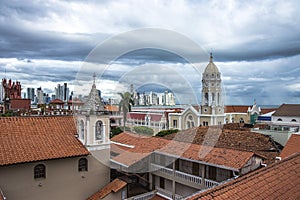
[{"x1": 203, "y1": 53, "x2": 220, "y2": 75}]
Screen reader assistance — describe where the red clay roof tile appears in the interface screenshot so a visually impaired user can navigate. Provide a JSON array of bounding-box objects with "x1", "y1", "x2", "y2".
[
  {"x1": 186, "y1": 152, "x2": 300, "y2": 200},
  {"x1": 0, "y1": 116, "x2": 89, "y2": 166},
  {"x1": 111, "y1": 132, "x2": 258, "y2": 170},
  {"x1": 280, "y1": 134, "x2": 300, "y2": 159},
  {"x1": 87, "y1": 178, "x2": 127, "y2": 200}
]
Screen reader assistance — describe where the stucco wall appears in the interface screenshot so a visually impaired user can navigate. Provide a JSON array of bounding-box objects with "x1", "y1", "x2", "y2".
[{"x1": 0, "y1": 155, "x2": 110, "y2": 200}]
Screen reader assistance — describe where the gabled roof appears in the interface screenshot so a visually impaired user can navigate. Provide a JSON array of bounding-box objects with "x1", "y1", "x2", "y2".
[
  {"x1": 273, "y1": 104, "x2": 300, "y2": 117},
  {"x1": 111, "y1": 132, "x2": 260, "y2": 171},
  {"x1": 280, "y1": 134, "x2": 300, "y2": 159},
  {"x1": 186, "y1": 152, "x2": 300, "y2": 200},
  {"x1": 87, "y1": 178, "x2": 127, "y2": 200},
  {"x1": 225, "y1": 105, "x2": 249, "y2": 113},
  {"x1": 0, "y1": 116, "x2": 89, "y2": 166}
]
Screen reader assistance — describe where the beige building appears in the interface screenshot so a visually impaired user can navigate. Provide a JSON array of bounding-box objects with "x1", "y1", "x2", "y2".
[
  {"x1": 0, "y1": 77, "x2": 114, "y2": 200},
  {"x1": 0, "y1": 116, "x2": 110, "y2": 200}
]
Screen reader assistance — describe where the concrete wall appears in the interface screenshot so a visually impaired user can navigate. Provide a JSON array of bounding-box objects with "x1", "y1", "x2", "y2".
[
  {"x1": 241, "y1": 156, "x2": 263, "y2": 174},
  {"x1": 175, "y1": 182, "x2": 198, "y2": 197},
  {"x1": 0, "y1": 155, "x2": 110, "y2": 200}
]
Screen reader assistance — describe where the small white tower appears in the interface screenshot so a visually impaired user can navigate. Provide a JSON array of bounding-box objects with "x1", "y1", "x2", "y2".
[{"x1": 76, "y1": 74, "x2": 110, "y2": 152}]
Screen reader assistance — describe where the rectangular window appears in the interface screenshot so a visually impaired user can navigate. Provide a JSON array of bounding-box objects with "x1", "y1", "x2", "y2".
[
  {"x1": 173, "y1": 120, "x2": 177, "y2": 128},
  {"x1": 159, "y1": 177, "x2": 165, "y2": 189},
  {"x1": 192, "y1": 162, "x2": 199, "y2": 176}
]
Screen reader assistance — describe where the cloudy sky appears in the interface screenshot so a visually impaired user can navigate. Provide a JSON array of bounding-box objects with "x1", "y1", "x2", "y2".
[{"x1": 0, "y1": 0, "x2": 299, "y2": 105}]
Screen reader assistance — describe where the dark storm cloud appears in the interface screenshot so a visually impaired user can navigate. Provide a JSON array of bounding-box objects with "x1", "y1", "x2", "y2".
[
  {"x1": 0, "y1": 22, "x2": 100, "y2": 60},
  {"x1": 0, "y1": 0, "x2": 299, "y2": 104}
]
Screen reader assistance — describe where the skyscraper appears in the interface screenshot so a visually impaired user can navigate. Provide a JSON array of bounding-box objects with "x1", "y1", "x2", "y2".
[
  {"x1": 27, "y1": 88, "x2": 35, "y2": 102},
  {"x1": 55, "y1": 83, "x2": 69, "y2": 101}
]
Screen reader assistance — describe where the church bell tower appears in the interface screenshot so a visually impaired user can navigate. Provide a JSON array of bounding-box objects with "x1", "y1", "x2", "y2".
[{"x1": 200, "y1": 53, "x2": 225, "y2": 125}]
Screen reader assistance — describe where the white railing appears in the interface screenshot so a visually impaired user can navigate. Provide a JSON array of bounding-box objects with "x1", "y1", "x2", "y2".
[
  {"x1": 174, "y1": 170, "x2": 202, "y2": 185},
  {"x1": 204, "y1": 179, "x2": 219, "y2": 188},
  {"x1": 126, "y1": 190, "x2": 156, "y2": 200},
  {"x1": 150, "y1": 163, "x2": 219, "y2": 188},
  {"x1": 151, "y1": 163, "x2": 173, "y2": 176},
  {"x1": 156, "y1": 186, "x2": 183, "y2": 200}
]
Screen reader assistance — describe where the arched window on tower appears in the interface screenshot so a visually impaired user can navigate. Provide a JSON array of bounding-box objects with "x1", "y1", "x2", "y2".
[
  {"x1": 291, "y1": 119, "x2": 297, "y2": 122},
  {"x1": 212, "y1": 93, "x2": 215, "y2": 102},
  {"x1": 79, "y1": 120, "x2": 84, "y2": 140},
  {"x1": 205, "y1": 93, "x2": 208, "y2": 105},
  {"x1": 95, "y1": 120, "x2": 103, "y2": 140},
  {"x1": 277, "y1": 118, "x2": 282, "y2": 121}
]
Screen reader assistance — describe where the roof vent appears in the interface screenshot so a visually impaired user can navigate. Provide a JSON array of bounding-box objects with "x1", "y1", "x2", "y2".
[{"x1": 275, "y1": 156, "x2": 281, "y2": 163}]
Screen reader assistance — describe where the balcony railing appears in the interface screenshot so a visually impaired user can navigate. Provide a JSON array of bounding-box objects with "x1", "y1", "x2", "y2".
[
  {"x1": 150, "y1": 163, "x2": 219, "y2": 188},
  {"x1": 156, "y1": 186, "x2": 183, "y2": 200},
  {"x1": 126, "y1": 190, "x2": 156, "y2": 200}
]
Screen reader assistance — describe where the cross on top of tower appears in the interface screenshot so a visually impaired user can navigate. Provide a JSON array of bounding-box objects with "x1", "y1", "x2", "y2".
[
  {"x1": 93, "y1": 73, "x2": 96, "y2": 84},
  {"x1": 210, "y1": 52, "x2": 213, "y2": 62}
]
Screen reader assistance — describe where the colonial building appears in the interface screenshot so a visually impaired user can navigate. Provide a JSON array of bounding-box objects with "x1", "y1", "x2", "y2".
[
  {"x1": 186, "y1": 151, "x2": 300, "y2": 200},
  {"x1": 110, "y1": 132, "x2": 265, "y2": 199},
  {"x1": 0, "y1": 116, "x2": 110, "y2": 200},
  {"x1": 124, "y1": 54, "x2": 225, "y2": 133},
  {"x1": 168, "y1": 53, "x2": 225, "y2": 129},
  {"x1": 252, "y1": 104, "x2": 300, "y2": 146},
  {"x1": 0, "y1": 76, "x2": 113, "y2": 200}
]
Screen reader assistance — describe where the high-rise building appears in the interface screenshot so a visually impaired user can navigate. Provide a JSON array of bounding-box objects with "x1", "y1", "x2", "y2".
[
  {"x1": 36, "y1": 87, "x2": 44, "y2": 104},
  {"x1": 55, "y1": 83, "x2": 70, "y2": 101},
  {"x1": 0, "y1": 81, "x2": 4, "y2": 102},
  {"x1": 27, "y1": 88, "x2": 35, "y2": 102}
]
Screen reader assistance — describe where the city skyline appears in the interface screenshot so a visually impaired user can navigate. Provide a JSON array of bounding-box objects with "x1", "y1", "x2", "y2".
[{"x1": 0, "y1": 0, "x2": 299, "y2": 105}]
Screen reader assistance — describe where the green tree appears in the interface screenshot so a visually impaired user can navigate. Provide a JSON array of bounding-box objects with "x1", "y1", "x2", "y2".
[
  {"x1": 155, "y1": 129, "x2": 179, "y2": 137},
  {"x1": 118, "y1": 92, "x2": 133, "y2": 131},
  {"x1": 133, "y1": 126, "x2": 154, "y2": 135}
]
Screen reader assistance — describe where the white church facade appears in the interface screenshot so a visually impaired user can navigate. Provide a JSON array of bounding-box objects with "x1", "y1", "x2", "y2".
[{"x1": 168, "y1": 53, "x2": 226, "y2": 130}]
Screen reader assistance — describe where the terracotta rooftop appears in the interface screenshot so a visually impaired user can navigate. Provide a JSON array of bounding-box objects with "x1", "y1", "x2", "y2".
[
  {"x1": 186, "y1": 152, "x2": 300, "y2": 200},
  {"x1": 0, "y1": 116, "x2": 89, "y2": 166},
  {"x1": 127, "y1": 112, "x2": 163, "y2": 121},
  {"x1": 50, "y1": 99, "x2": 64, "y2": 104},
  {"x1": 87, "y1": 178, "x2": 127, "y2": 200},
  {"x1": 272, "y1": 104, "x2": 300, "y2": 117},
  {"x1": 104, "y1": 105, "x2": 119, "y2": 112},
  {"x1": 225, "y1": 105, "x2": 249, "y2": 113},
  {"x1": 280, "y1": 134, "x2": 300, "y2": 159},
  {"x1": 163, "y1": 125, "x2": 279, "y2": 164},
  {"x1": 111, "y1": 132, "x2": 260, "y2": 170}
]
